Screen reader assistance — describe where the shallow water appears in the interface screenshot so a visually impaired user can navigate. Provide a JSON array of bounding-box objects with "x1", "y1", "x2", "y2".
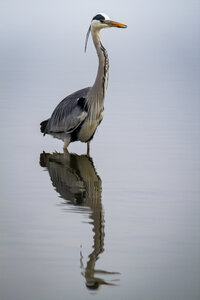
[
  {"x1": 1, "y1": 73, "x2": 199, "y2": 299},
  {"x1": 1, "y1": 2, "x2": 200, "y2": 299}
]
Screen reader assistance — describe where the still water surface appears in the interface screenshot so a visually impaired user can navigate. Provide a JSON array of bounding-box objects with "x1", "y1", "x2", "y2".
[{"x1": 1, "y1": 74, "x2": 199, "y2": 299}]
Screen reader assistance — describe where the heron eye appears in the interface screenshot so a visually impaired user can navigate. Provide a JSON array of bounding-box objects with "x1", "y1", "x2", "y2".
[{"x1": 100, "y1": 20, "x2": 104, "y2": 23}]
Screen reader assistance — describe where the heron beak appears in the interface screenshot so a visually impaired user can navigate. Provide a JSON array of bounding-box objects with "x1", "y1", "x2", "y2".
[{"x1": 105, "y1": 20, "x2": 127, "y2": 28}]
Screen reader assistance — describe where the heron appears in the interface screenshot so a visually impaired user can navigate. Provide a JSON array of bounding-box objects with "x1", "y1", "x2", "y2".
[{"x1": 40, "y1": 13, "x2": 127, "y2": 155}]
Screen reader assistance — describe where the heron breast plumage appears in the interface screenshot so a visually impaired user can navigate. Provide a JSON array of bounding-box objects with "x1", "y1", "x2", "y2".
[{"x1": 77, "y1": 110, "x2": 104, "y2": 142}]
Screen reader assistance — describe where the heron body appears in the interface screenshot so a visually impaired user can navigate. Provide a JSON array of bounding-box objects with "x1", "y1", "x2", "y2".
[{"x1": 40, "y1": 13, "x2": 127, "y2": 154}]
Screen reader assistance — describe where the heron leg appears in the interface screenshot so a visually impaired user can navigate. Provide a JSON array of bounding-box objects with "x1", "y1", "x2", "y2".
[
  {"x1": 87, "y1": 142, "x2": 90, "y2": 156},
  {"x1": 63, "y1": 138, "x2": 70, "y2": 150}
]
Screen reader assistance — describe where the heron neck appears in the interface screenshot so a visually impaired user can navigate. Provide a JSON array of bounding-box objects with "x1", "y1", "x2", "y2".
[{"x1": 90, "y1": 28, "x2": 109, "y2": 101}]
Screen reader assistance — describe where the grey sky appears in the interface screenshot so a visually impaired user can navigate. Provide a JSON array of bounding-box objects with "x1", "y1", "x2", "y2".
[
  {"x1": 0, "y1": 0, "x2": 199, "y2": 127},
  {"x1": 1, "y1": 0, "x2": 199, "y2": 80}
]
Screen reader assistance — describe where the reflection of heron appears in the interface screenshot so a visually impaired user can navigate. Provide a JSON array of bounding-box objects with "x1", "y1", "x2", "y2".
[
  {"x1": 40, "y1": 13, "x2": 127, "y2": 154},
  {"x1": 40, "y1": 151, "x2": 120, "y2": 289}
]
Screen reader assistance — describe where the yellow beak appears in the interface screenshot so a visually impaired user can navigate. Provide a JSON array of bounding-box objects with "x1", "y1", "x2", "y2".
[{"x1": 105, "y1": 20, "x2": 127, "y2": 28}]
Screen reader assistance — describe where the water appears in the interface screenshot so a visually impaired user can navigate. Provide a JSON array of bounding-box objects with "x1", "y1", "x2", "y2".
[
  {"x1": 1, "y1": 1, "x2": 200, "y2": 299},
  {"x1": 1, "y1": 77, "x2": 199, "y2": 300}
]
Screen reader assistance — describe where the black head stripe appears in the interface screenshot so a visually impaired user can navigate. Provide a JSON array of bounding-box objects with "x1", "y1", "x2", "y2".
[{"x1": 92, "y1": 14, "x2": 105, "y2": 21}]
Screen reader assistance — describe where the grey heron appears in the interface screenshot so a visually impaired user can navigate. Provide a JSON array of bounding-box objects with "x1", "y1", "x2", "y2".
[{"x1": 40, "y1": 13, "x2": 127, "y2": 154}]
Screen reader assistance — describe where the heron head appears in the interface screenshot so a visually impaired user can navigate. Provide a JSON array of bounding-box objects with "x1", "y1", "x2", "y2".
[
  {"x1": 91, "y1": 13, "x2": 127, "y2": 30},
  {"x1": 85, "y1": 13, "x2": 127, "y2": 51}
]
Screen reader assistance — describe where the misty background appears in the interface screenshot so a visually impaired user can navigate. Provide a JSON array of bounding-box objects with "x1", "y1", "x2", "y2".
[{"x1": 1, "y1": 0, "x2": 199, "y2": 123}]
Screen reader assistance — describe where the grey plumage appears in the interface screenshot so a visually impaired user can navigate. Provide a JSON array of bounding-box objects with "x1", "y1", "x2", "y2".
[
  {"x1": 40, "y1": 13, "x2": 127, "y2": 153},
  {"x1": 42, "y1": 87, "x2": 91, "y2": 138}
]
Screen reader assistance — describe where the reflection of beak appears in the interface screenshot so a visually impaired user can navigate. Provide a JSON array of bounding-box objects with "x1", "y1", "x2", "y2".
[{"x1": 105, "y1": 20, "x2": 127, "y2": 28}]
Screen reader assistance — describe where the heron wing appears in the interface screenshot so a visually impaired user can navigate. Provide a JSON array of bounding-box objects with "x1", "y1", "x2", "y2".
[{"x1": 45, "y1": 87, "x2": 91, "y2": 134}]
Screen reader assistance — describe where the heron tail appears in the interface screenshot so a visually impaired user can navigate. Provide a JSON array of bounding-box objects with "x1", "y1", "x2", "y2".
[{"x1": 40, "y1": 119, "x2": 49, "y2": 135}]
